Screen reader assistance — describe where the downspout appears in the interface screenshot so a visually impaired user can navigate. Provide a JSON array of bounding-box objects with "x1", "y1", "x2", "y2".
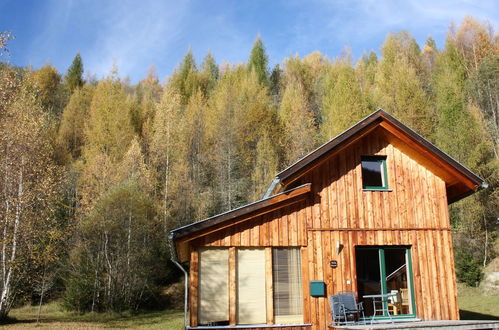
[
  {"x1": 168, "y1": 233, "x2": 189, "y2": 330},
  {"x1": 263, "y1": 177, "x2": 280, "y2": 198}
]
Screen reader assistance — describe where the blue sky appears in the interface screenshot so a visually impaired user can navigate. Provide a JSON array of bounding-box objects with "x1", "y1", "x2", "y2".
[{"x1": 1, "y1": 0, "x2": 497, "y2": 83}]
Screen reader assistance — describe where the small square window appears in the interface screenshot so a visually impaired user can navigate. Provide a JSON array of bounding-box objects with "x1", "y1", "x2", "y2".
[{"x1": 361, "y1": 156, "x2": 388, "y2": 190}]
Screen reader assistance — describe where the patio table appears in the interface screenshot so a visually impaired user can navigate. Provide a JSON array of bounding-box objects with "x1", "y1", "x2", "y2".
[{"x1": 363, "y1": 293, "x2": 397, "y2": 324}]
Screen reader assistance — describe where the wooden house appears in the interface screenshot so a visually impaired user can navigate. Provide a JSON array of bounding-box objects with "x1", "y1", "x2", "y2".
[{"x1": 169, "y1": 109, "x2": 485, "y2": 330}]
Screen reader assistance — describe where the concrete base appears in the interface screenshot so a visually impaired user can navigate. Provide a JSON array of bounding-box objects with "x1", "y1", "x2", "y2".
[{"x1": 332, "y1": 320, "x2": 499, "y2": 330}]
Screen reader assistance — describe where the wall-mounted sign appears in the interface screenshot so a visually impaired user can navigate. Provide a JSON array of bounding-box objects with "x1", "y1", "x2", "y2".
[{"x1": 330, "y1": 260, "x2": 338, "y2": 268}]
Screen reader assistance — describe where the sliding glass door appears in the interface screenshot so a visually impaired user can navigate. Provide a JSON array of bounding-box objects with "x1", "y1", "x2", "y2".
[{"x1": 355, "y1": 246, "x2": 415, "y2": 318}]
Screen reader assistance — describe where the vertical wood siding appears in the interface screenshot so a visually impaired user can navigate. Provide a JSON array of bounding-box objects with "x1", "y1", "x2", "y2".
[{"x1": 188, "y1": 127, "x2": 459, "y2": 329}]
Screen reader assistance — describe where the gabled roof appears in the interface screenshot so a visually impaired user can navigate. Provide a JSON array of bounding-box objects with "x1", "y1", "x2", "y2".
[{"x1": 272, "y1": 109, "x2": 485, "y2": 203}]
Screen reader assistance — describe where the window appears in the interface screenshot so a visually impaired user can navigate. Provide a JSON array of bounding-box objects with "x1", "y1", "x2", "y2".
[
  {"x1": 273, "y1": 248, "x2": 303, "y2": 324},
  {"x1": 361, "y1": 156, "x2": 388, "y2": 190},
  {"x1": 197, "y1": 247, "x2": 303, "y2": 326}
]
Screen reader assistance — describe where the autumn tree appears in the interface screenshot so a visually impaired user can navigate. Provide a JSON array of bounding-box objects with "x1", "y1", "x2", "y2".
[
  {"x1": 0, "y1": 67, "x2": 61, "y2": 319},
  {"x1": 279, "y1": 79, "x2": 317, "y2": 165},
  {"x1": 321, "y1": 62, "x2": 369, "y2": 140},
  {"x1": 149, "y1": 89, "x2": 183, "y2": 231},
  {"x1": 31, "y1": 64, "x2": 66, "y2": 116},
  {"x1": 57, "y1": 84, "x2": 94, "y2": 162},
  {"x1": 373, "y1": 31, "x2": 433, "y2": 136}
]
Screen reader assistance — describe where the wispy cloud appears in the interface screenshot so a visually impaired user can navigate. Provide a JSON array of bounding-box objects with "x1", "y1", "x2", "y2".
[{"x1": 8, "y1": 0, "x2": 498, "y2": 82}]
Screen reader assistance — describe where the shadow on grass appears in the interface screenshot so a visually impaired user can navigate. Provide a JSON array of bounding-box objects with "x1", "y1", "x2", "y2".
[
  {"x1": 460, "y1": 309, "x2": 499, "y2": 320},
  {"x1": 0, "y1": 317, "x2": 38, "y2": 325}
]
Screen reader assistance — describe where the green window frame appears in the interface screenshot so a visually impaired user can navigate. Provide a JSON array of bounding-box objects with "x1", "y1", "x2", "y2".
[{"x1": 361, "y1": 156, "x2": 388, "y2": 190}]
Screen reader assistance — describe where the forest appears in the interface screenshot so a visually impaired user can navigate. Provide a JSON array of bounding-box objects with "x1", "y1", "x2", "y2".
[{"x1": 0, "y1": 16, "x2": 497, "y2": 319}]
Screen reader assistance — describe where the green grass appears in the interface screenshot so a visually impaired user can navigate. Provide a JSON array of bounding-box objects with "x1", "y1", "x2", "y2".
[
  {"x1": 5, "y1": 301, "x2": 184, "y2": 329},
  {"x1": 457, "y1": 283, "x2": 499, "y2": 320},
  {"x1": 3, "y1": 284, "x2": 498, "y2": 329}
]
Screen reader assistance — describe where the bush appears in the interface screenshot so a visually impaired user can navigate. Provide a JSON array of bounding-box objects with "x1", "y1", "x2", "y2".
[{"x1": 455, "y1": 249, "x2": 483, "y2": 286}]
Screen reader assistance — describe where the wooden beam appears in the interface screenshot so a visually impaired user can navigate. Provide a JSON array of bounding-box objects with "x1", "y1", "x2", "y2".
[
  {"x1": 229, "y1": 247, "x2": 236, "y2": 325},
  {"x1": 265, "y1": 247, "x2": 274, "y2": 325},
  {"x1": 189, "y1": 249, "x2": 199, "y2": 327},
  {"x1": 308, "y1": 227, "x2": 451, "y2": 231}
]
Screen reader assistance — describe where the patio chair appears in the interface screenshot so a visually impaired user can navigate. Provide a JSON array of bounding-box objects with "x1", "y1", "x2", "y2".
[
  {"x1": 330, "y1": 294, "x2": 348, "y2": 326},
  {"x1": 330, "y1": 292, "x2": 366, "y2": 326}
]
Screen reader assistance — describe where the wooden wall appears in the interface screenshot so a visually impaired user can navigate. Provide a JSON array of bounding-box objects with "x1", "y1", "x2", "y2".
[{"x1": 186, "y1": 127, "x2": 460, "y2": 329}]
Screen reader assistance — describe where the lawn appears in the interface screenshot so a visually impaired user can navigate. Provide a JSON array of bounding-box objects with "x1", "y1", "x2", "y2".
[
  {"x1": 457, "y1": 283, "x2": 499, "y2": 320},
  {"x1": 3, "y1": 284, "x2": 498, "y2": 329},
  {"x1": 5, "y1": 302, "x2": 184, "y2": 329}
]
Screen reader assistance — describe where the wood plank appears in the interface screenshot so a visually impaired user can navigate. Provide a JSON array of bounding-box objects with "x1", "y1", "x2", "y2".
[
  {"x1": 265, "y1": 247, "x2": 274, "y2": 324},
  {"x1": 301, "y1": 247, "x2": 311, "y2": 324},
  {"x1": 352, "y1": 141, "x2": 362, "y2": 228},
  {"x1": 318, "y1": 162, "x2": 329, "y2": 229},
  {"x1": 409, "y1": 231, "x2": 422, "y2": 318},
  {"x1": 241, "y1": 221, "x2": 250, "y2": 246},
  {"x1": 290, "y1": 208, "x2": 298, "y2": 246},
  {"x1": 443, "y1": 229, "x2": 459, "y2": 319},
  {"x1": 338, "y1": 152, "x2": 347, "y2": 229},
  {"x1": 417, "y1": 230, "x2": 431, "y2": 319},
  {"x1": 272, "y1": 210, "x2": 280, "y2": 246},
  {"x1": 434, "y1": 231, "x2": 449, "y2": 319},
  {"x1": 281, "y1": 208, "x2": 289, "y2": 245},
  {"x1": 346, "y1": 148, "x2": 357, "y2": 229},
  {"x1": 189, "y1": 249, "x2": 199, "y2": 327},
  {"x1": 385, "y1": 142, "x2": 399, "y2": 229},
  {"x1": 229, "y1": 247, "x2": 236, "y2": 325},
  {"x1": 314, "y1": 231, "x2": 325, "y2": 330},
  {"x1": 307, "y1": 232, "x2": 317, "y2": 327}
]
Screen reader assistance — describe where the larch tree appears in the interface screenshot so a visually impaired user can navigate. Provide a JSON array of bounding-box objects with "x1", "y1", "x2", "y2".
[
  {"x1": 279, "y1": 79, "x2": 317, "y2": 166},
  {"x1": 205, "y1": 66, "x2": 246, "y2": 211},
  {"x1": 321, "y1": 62, "x2": 370, "y2": 141},
  {"x1": 432, "y1": 33, "x2": 496, "y2": 284},
  {"x1": 374, "y1": 31, "x2": 433, "y2": 137},
  {"x1": 30, "y1": 64, "x2": 65, "y2": 116},
  {"x1": 57, "y1": 84, "x2": 94, "y2": 162}
]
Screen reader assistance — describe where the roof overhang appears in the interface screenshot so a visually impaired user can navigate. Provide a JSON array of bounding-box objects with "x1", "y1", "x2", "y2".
[{"x1": 169, "y1": 183, "x2": 312, "y2": 262}]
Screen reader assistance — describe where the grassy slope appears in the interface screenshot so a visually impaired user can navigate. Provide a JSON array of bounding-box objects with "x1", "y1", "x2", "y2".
[{"x1": 4, "y1": 284, "x2": 498, "y2": 329}]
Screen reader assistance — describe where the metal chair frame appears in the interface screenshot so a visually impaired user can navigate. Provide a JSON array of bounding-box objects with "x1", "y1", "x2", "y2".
[{"x1": 330, "y1": 292, "x2": 366, "y2": 326}]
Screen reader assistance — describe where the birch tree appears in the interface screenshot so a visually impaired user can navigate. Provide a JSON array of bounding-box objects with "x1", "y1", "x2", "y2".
[{"x1": 0, "y1": 68, "x2": 59, "y2": 319}]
